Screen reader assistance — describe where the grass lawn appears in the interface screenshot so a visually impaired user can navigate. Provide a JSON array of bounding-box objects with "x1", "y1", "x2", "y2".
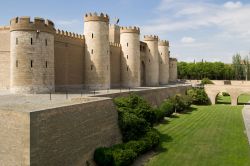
[
  {"x1": 217, "y1": 94, "x2": 250, "y2": 105},
  {"x1": 147, "y1": 104, "x2": 250, "y2": 166}
]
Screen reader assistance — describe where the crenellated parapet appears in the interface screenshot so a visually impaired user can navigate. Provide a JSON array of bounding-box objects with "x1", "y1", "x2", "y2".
[
  {"x1": 84, "y1": 12, "x2": 109, "y2": 22},
  {"x1": 56, "y1": 29, "x2": 84, "y2": 40},
  {"x1": 10, "y1": 16, "x2": 55, "y2": 34},
  {"x1": 144, "y1": 35, "x2": 158, "y2": 41},
  {"x1": 170, "y1": 58, "x2": 177, "y2": 61},
  {"x1": 158, "y1": 40, "x2": 169, "y2": 46},
  {"x1": 0, "y1": 26, "x2": 10, "y2": 30},
  {"x1": 109, "y1": 42, "x2": 121, "y2": 47},
  {"x1": 120, "y1": 26, "x2": 140, "y2": 34}
]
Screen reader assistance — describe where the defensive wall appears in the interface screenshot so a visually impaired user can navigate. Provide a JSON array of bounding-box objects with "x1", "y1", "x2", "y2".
[
  {"x1": 0, "y1": 12, "x2": 178, "y2": 94},
  {"x1": 0, "y1": 85, "x2": 190, "y2": 166}
]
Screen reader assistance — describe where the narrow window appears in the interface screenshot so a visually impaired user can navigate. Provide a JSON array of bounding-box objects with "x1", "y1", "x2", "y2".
[
  {"x1": 45, "y1": 61, "x2": 48, "y2": 68},
  {"x1": 91, "y1": 65, "x2": 93, "y2": 70},
  {"x1": 149, "y1": 49, "x2": 150, "y2": 53},
  {"x1": 16, "y1": 38, "x2": 18, "y2": 45},
  {"x1": 127, "y1": 43, "x2": 128, "y2": 47},
  {"x1": 91, "y1": 49, "x2": 93, "y2": 54},
  {"x1": 31, "y1": 38, "x2": 33, "y2": 45},
  {"x1": 161, "y1": 52, "x2": 162, "y2": 55},
  {"x1": 16, "y1": 60, "x2": 18, "y2": 67},
  {"x1": 15, "y1": 17, "x2": 18, "y2": 23},
  {"x1": 107, "y1": 50, "x2": 109, "y2": 55},
  {"x1": 45, "y1": 39, "x2": 48, "y2": 46},
  {"x1": 127, "y1": 55, "x2": 128, "y2": 59},
  {"x1": 127, "y1": 66, "x2": 129, "y2": 71},
  {"x1": 92, "y1": 33, "x2": 94, "y2": 39},
  {"x1": 149, "y1": 59, "x2": 150, "y2": 63},
  {"x1": 110, "y1": 51, "x2": 112, "y2": 55},
  {"x1": 31, "y1": 60, "x2": 33, "y2": 68}
]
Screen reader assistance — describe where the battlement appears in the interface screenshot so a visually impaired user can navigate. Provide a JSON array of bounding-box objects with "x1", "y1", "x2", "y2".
[
  {"x1": 158, "y1": 40, "x2": 169, "y2": 46},
  {"x1": 144, "y1": 35, "x2": 159, "y2": 41},
  {"x1": 0, "y1": 26, "x2": 10, "y2": 31},
  {"x1": 84, "y1": 12, "x2": 109, "y2": 22},
  {"x1": 170, "y1": 58, "x2": 177, "y2": 61},
  {"x1": 56, "y1": 29, "x2": 84, "y2": 40},
  {"x1": 120, "y1": 26, "x2": 140, "y2": 34},
  {"x1": 109, "y1": 42, "x2": 121, "y2": 47},
  {"x1": 10, "y1": 16, "x2": 55, "y2": 33}
]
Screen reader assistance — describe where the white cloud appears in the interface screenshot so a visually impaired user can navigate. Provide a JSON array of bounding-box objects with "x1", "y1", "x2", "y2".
[
  {"x1": 181, "y1": 37, "x2": 196, "y2": 43},
  {"x1": 223, "y1": 1, "x2": 242, "y2": 9},
  {"x1": 140, "y1": 0, "x2": 250, "y2": 63}
]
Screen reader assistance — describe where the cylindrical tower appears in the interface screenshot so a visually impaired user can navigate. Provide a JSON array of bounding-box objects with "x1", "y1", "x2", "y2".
[
  {"x1": 10, "y1": 17, "x2": 55, "y2": 93},
  {"x1": 84, "y1": 12, "x2": 110, "y2": 90},
  {"x1": 120, "y1": 26, "x2": 140, "y2": 88},
  {"x1": 169, "y1": 58, "x2": 178, "y2": 82},
  {"x1": 144, "y1": 35, "x2": 159, "y2": 86},
  {"x1": 158, "y1": 40, "x2": 170, "y2": 85}
]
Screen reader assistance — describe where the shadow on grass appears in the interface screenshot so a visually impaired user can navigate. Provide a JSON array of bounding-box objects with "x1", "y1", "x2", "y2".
[
  {"x1": 238, "y1": 102, "x2": 250, "y2": 105},
  {"x1": 178, "y1": 106, "x2": 198, "y2": 115},
  {"x1": 155, "y1": 133, "x2": 173, "y2": 153}
]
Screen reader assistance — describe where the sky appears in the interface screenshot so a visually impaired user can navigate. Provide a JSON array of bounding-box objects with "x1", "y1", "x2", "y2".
[{"x1": 0, "y1": 0, "x2": 250, "y2": 63}]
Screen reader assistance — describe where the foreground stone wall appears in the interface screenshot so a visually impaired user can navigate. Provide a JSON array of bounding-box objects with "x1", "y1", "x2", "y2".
[
  {"x1": 0, "y1": 86, "x2": 190, "y2": 166},
  {"x1": 30, "y1": 98, "x2": 121, "y2": 166},
  {"x1": 0, "y1": 110, "x2": 30, "y2": 166},
  {"x1": 98, "y1": 85, "x2": 190, "y2": 107}
]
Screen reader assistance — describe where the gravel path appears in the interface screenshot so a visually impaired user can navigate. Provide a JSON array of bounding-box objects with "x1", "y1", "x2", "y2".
[{"x1": 242, "y1": 104, "x2": 250, "y2": 144}]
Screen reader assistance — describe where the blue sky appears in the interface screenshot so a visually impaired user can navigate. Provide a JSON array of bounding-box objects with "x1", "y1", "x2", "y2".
[{"x1": 1, "y1": 0, "x2": 250, "y2": 63}]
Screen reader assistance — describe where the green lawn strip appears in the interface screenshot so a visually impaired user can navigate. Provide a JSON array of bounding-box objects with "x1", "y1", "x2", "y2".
[
  {"x1": 147, "y1": 105, "x2": 250, "y2": 166},
  {"x1": 217, "y1": 94, "x2": 250, "y2": 105}
]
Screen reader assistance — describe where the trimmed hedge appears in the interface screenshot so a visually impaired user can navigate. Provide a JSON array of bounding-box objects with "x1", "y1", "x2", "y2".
[{"x1": 94, "y1": 129, "x2": 160, "y2": 166}]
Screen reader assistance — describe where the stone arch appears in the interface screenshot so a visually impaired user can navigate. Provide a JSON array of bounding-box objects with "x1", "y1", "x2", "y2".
[
  {"x1": 237, "y1": 93, "x2": 250, "y2": 105},
  {"x1": 215, "y1": 91, "x2": 232, "y2": 105},
  {"x1": 141, "y1": 61, "x2": 146, "y2": 86}
]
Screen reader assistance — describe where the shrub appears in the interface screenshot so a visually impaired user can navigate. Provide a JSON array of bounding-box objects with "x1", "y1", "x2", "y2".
[
  {"x1": 112, "y1": 148, "x2": 137, "y2": 166},
  {"x1": 170, "y1": 94, "x2": 192, "y2": 112},
  {"x1": 94, "y1": 147, "x2": 113, "y2": 166},
  {"x1": 118, "y1": 111, "x2": 150, "y2": 142},
  {"x1": 114, "y1": 94, "x2": 157, "y2": 126},
  {"x1": 201, "y1": 78, "x2": 213, "y2": 85},
  {"x1": 159, "y1": 99, "x2": 174, "y2": 117},
  {"x1": 187, "y1": 88, "x2": 209, "y2": 105}
]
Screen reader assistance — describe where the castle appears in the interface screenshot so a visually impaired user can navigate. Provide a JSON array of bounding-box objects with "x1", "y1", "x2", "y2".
[{"x1": 0, "y1": 12, "x2": 177, "y2": 93}]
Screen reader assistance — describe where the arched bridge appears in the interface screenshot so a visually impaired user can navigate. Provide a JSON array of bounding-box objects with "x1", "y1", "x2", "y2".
[{"x1": 205, "y1": 84, "x2": 250, "y2": 105}]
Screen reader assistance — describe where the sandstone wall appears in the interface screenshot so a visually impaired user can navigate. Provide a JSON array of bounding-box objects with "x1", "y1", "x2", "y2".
[
  {"x1": 97, "y1": 85, "x2": 190, "y2": 107},
  {"x1": 0, "y1": 110, "x2": 30, "y2": 166},
  {"x1": 110, "y1": 43, "x2": 121, "y2": 88},
  {"x1": 0, "y1": 27, "x2": 10, "y2": 89},
  {"x1": 29, "y1": 98, "x2": 122, "y2": 166},
  {"x1": 54, "y1": 33, "x2": 85, "y2": 91}
]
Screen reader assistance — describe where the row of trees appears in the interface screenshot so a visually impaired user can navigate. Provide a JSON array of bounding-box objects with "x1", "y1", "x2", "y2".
[{"x1": 178, "y1": 54, "x2": 250, "y2": 80}]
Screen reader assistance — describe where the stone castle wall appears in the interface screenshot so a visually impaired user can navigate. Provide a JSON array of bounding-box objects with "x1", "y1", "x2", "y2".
[
  {"x1": 0, "y1": 12, "x2": 178, "y2": 93},
  {"x1": 169, "y1": 58, "x2": 178, "y2": 82},
  {"x1": 54, "y1": 30, "x2": 85, "y2": 91},
  {"x1": 0, "y1": 26, "x2": 10, "y2": 90},
  {"x1": 110, "y1": 43, "x2": 121, "y2": 88}
]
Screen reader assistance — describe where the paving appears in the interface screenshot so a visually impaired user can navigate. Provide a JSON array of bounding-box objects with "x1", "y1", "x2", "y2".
[
  {"x1": 0, "y1": 84, "x2": 189, "y2": 112},
  {"x1": 242, "y1": 104, "x2": 250, "y2": 144}
]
